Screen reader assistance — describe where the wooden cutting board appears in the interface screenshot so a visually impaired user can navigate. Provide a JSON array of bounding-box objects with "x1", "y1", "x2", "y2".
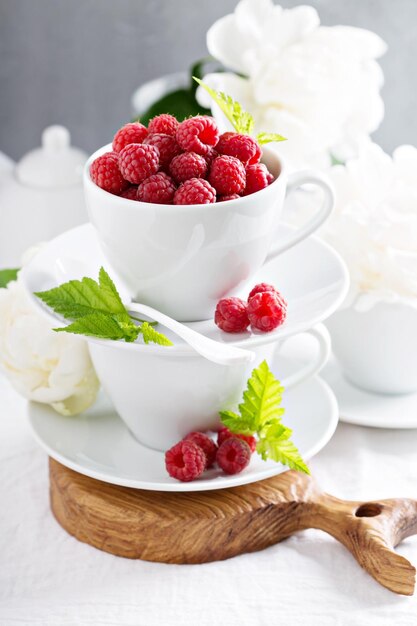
[{"x1": 49, "y1": 458, "x2": 417, "y2": 595}]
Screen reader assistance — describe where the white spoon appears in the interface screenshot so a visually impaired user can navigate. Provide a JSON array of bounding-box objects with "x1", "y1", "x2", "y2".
[
  {"x1": 54, "y1": 258, "x2": 255, "y2": 367},
  {"x1": 126, "y1": 300, "x2": 255, "y2": 366}
]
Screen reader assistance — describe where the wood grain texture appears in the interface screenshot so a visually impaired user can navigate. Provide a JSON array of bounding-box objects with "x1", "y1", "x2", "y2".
[{"x1": 49, "y1": 458, "x2": 417, "y2": 595}]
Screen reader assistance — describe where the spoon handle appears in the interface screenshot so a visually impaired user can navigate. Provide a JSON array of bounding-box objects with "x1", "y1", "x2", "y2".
[{"x1": 127, "y1": 302, "x2": 254, "y2": 366}]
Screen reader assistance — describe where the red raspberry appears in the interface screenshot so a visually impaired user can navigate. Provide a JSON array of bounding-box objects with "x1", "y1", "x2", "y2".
[
  {"x1": 137, "y1": 172, "x2": 176, "y2": 204},
  {"x1": 216, "y1": 437, "x2": 251, "y2": 475},
  {"x1": 244, "y1": 163, "x2": 269, "y2": 195},
  {"x1": 216, "y1": 132, "x2": 235, "y2": 147},
  {"x1": 247, "y1": 291, "x2": 287, "y2": 332},
  {"x1": 144, "y1": 133, "x2": 181, "y2": 169},
  {"x1": 174, "y1": 178, "x2": 216, "y2": 205},
  {"x1": 204, "y1": 148, "x2": 219, "y2": 168},
  {"x1": 169, "y1": 152, "x2": 207, "y2": 183},
  {"x1": 112, "y1": 122, "x2": 148, "y2": 153},
  {"x1": 217, "y1": 132, "x2": 261, "y2": 165},
  {"x1": 176, "y1": 116, "x2": 219, "y2": 156},
  {"x1": 183, "y1": 432, "x2": 217, "y2": 469},
  {"x1": 217, "y1": 426, "x2": 256, "y2": 452},
  {"x1": 251, "y1": 142, "x2": 262, "y2": 165},
  {"x1": 165, "y1": 440, "x2": 206, "y2": 482},
  {"x1": 217, "y1": 194, "x2": 240, "y2": 202},
  {"x1": 266, "y1": 170, "x2": 275, "y2": 185},
  {"x1": 120, "y1": 185, "x2": 138, "y2": 200},
  {"x1": 90, "y1": 152, "x2": 129, "y2": 195},
  {"x1": 119, "y1": 143, "x2": 159, "y2": 185},
  {"x1": 214, "y1": 297, "x2": 249, "y2": 333},
  {"x1": 148, "y1": 113, "x2": 179, "y2": 137},
  {"x1": 248, "y1": 283, "x2": 280, "y2": 300},
  {"x1": 209, "y1": 155, "x2": 246, "y2": 195}
]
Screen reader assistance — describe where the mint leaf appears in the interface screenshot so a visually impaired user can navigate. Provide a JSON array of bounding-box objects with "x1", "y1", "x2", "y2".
[
  {"x1": 35, "y1": 267, "x2": 172, "y2": 346},
  {"x1": 138, "y1": 321, "x2": 173, "y2": 347},
  {"x1": 0, "y1": 268, "x2": 19, "y2": 289},
  {"x1": 239, "y1": 360, "x2": 285, "y2": 432},
  {"x1": 220, "y1": 360, "x2": 309, "y2": 474},
  {"x1": 193, "y1": 77, "x2": 254, "y2": 135},
  {"x1": 219, "y1": 409, "x2": 254, "y2": 436},
  {"x1": 55, "y1": 312, "x2": 138, "y2": 342},
  {"x1": 257, "y1": 423, "x2": 310, "y2": 474},
  {"x1": 35, "y1": 267, "x2": 129, "y2": 322},
  {"x1": 97, "y1": 267, "x2": 127, "y2": 316},
  {"x1": 193, "y1": 78, "x2": 288, "y2": 143},
  {"x1": 256, "y1": 422, "x2": 291, "y2": 460},
  {"x1": 256, "y1": 132, "x2": 287, "y2": 145}
]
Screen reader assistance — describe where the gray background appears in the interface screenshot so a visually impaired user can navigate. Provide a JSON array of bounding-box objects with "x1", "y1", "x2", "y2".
[{"x1": 0, "y1": 0, "x2": 415, "y2": 160}]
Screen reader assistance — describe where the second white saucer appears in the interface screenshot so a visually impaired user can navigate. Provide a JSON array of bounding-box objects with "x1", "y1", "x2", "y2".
[
  {"x1": 321, "y1": 357, "x2": 417, "y2": 429},
  {"x1": 28, "y1": 354, "x2": 339, "y2": 492}
]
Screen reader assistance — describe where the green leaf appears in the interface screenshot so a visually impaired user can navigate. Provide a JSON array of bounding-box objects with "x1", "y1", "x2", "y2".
[
  {"x1": 219, "y1": 360, "x2": 309, "y2": 474},
  {"x1": 330, "y1": 153, "x2": 346, "y2": 166},
  {"x1": 239, "y1": 360, "x2": 285, "y2": 431},
  {"x1": 219, "y1": 409, "x2": 254, "y2": 436},
  {"x1": 97, "y1": 267, "x2": 127, "y2": 314},
  {"x1": 257, "y1": 423, "x2": 310, "y2": 474},
  {"x1": 138, "y1": 321, "x2": 173, "y2": 347},
  {"x1": 190, "y1": 57, "x2": 216, "y2": 95},
  {"x1": 55, "y1": 312, "x2": 139, "y2": 342},
  {"x1": 0, "y1": 268, "x2": 19, "y2": 288},
  {"x1": 193, "y1": 77, "x2": 254, "y2": 135},
  {"x1": 256, "y1": 132, "x2": 287, "y2": 145},
  {"x1": 35, "y1": 267, "x2": 130, "y2": 323},
  {"x1": 36, "y1": 267, "x2": 172, "y2": 346}
]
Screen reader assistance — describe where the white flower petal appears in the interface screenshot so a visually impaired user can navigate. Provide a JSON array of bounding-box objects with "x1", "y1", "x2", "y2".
[
  {"x1": 320, "y1": 142, "x2": 417, "y2": 307},
  {"x1": 234, "y1": 0, "x2": 276, "y2": 40},
  {"x1": 206, "y1": 0, "x2": 386, "y2": 169},
  {"x1": 0, "y1": 277, "x2": 100, "y2": 415},
  {"x1": 207, "y1": 14, "x2": 249, "y2": 74}
]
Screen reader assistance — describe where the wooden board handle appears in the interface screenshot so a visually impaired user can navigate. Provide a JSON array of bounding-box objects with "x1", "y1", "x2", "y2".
[
  {"x1": 270, "y1": 471, "x2": 417, "y2": 595},
  {"x1": 49, "y1": 459, "x2": 417, "y2": 595}
]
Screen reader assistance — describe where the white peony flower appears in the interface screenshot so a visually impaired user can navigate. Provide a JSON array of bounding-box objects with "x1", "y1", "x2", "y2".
[
  {"x1": 0, "y1": 276, "x2": 100, "y2": 415},
  {"x1": 321, "y1": 142, "x2": 417, "y2": 310},
  {"x1": 201, "y1": 0, "x2": 386, "y2": 169}
]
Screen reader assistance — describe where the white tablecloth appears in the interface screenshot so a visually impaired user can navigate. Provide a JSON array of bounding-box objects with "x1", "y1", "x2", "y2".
[{"x1": 1, "y1": 374, "x2": 417, "y2": 626}]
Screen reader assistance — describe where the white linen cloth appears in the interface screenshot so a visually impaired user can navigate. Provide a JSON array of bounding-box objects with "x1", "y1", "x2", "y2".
[{"x1": 1, "y1": 374, "x2": 417, "y2": 626}]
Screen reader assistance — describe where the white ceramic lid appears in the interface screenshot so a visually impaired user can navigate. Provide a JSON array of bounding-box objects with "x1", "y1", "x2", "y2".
[{"x1": 16, "y1": 125, "x2": 87, "y2": 188}]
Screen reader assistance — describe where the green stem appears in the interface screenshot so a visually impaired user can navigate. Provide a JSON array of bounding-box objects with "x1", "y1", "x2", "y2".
[{"x1": 129, "y1": 315, "x2": 158, "y2": 327}]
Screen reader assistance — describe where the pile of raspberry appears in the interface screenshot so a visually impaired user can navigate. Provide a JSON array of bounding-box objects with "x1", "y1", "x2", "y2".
[
  {"x1": 89, "y1": 114, "x2": 275, "y2": 205},
  {"x1": 165, "y1": 427, "x2": 257, "y2": 482},
  {"x1": 215, "y1": 282, "x2": 287, "y2": 333}
]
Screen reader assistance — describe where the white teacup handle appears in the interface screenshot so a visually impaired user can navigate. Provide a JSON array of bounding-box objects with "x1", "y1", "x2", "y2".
[
  {"x1": 266, "y1": 170, "x2": 334, "y2": 261},
  {"x1": 280, "y1": 324, "x2": 331, "y2": 390}
]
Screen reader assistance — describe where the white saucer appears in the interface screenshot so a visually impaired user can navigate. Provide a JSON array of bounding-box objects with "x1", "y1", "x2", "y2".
[
  {"x1": 28, "y1": 354, "x2": 339, "y2": 492},
  {"x1": 321, "y1": 357, "x2": 417, "y2": 429},
  {"x1": 22, "y1": 223, "x2": 349, "y2": 353}
]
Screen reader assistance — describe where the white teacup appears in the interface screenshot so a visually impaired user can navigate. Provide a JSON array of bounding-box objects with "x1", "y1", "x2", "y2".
[
  {"x1": 85, "y1": 145, "x2": 334, "y2": 321},
  {"x1": 327, "y1": 302, "x2": 417, "y2": 395},
  {"x1": 87, "y1": 325, "x2": 331, "y2": 450}
]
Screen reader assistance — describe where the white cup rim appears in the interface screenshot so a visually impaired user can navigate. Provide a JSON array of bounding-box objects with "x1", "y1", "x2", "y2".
[{"x1": 84, "y1": 143, "x2": 286, "y2": 212}]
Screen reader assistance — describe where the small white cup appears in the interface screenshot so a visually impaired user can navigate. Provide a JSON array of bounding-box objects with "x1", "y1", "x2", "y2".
[
  {"x1": 87, "y1": 324, "x2": 331, "y2": 451},
  {"x1": 327, "y1": 303, "x2": 417, "y2": 395},
  {"x1": 85, "y1": 145, "x2": 334, "y2": 321}
]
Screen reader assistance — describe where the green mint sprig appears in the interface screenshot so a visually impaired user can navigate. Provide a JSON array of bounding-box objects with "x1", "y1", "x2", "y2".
[
  {"x1": 0, "y1": 268, "x2": 19, "y2": 289},
  {"x1": 35, "y1": 267, "x2": 173, "y2": 346},
  {"x1": 193, "y1": 78, "x2": 286, "y2": 144},
  {"x1": 220, "y1": 360, "x2": 310, "y2": 474}
]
